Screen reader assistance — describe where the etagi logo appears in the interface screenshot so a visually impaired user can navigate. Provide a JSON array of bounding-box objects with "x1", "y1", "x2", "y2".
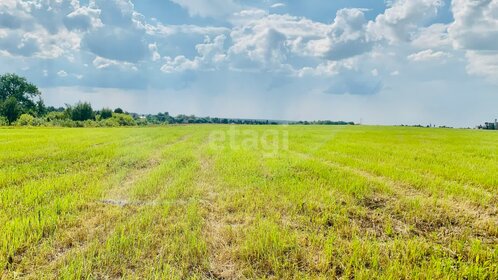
[{"x1": 209, "y1": 125, "x2": 289, "y2": 157}]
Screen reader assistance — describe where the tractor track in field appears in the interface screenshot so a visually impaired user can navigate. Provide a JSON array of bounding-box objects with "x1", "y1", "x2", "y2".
[
  {"x1": 198, "y1": 140, "x2": 245, "y2": 280},
  {"x1": 329, "y1": 150, "x2": 496, "y2": 202},
  {"x1": 300, "y1": 131, "x2": 496, "y2": 202},
  {"x1": 9, "y1": 133, "x2": 193, "y2": 279},
  {"x1": 101, "y1": 133, "x2": 192, "y2": 207},
  {"x1": 289, "y1": 150, "x2": 498, "y2": 240}
]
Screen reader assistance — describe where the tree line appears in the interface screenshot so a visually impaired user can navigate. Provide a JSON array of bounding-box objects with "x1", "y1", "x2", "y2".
[
  {"x1": 0, "y1": 73, "x2": 137, "y2": 127},
  {"x1": 0, "y1": 73, "x2": 355, "y2": 127}
]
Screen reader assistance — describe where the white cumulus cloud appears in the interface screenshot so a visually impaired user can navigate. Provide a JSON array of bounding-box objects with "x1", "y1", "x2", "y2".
[
  {"x1": 367, "y1": 0, "x2": 444, "y2": 43},
  {"x1": 449, "y1": 0, "x2": 498, "y2": 80},
  {"x1": 449, "y1": 0, "x2": 498, "y2": 51},
  {"x1": 465, "y1": 51, "x2": 498, "y2": 81},
  {"x1": 407, "y1": 49, "x2": 451, "y2": 62},
  {"x1": 161, "y1": 35, "x2": 227, "y2": 73},
  {"x1": 307, "y1": 8, "x2": 372, "y2": 60}
]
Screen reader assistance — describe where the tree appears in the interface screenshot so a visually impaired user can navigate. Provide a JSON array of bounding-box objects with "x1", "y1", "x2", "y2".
[
  {"x1": 100, "y1": 108, "x2": 113, "y2": 119},
  {"x1": 114, "y1": 108, "x2": 124, "y2": 114},
  {"x1": 35, "y1": 98, "x2": 46, "y2": 117},
  {"x1": 46, "y1": 106, "x2": 64, "y2": 112},
  {"x1": 70, "y1": 102, "x2": 95, "y2": 121},
  {"x1": 0, "y1": 73, "x2": 40, "y2": 114},
  {"x1": 0, "y1": 96, "x2": 21, "y2": 124}
]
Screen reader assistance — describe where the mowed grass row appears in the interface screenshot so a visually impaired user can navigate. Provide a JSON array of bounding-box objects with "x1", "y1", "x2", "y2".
[{"x1": 1, "y1": 125, "x2": 497, "y2": 279}]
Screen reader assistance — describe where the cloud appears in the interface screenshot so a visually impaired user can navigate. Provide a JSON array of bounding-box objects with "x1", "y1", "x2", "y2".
[
  {"x1": 57, "y1": 70, "x2": 68, "y2": 77},
  {"x1": 448, "y1": 0, "x2": 498, "y2": 80},
  {"x1": 449, "y1": 0, "x2": 498, "y2": 51},
  {"x1": 149, "y1": 43, "x2": 161, "y2": 61},
  {"x1": 18, "y1": 0, "x2": 80, "y2": 35},
  {"x1": 229, "y1": 9, "x2": 268, "y2": 24},
  {"x1": 0, "y1": 32, "x2": 40, "y2": 57},
  {"x1": 170, "y1": 0, "x2": 241, "y2": 17},
  {"x1": 77, "y1": 0, "x2": 149, "y2": 63},
  {"x1": 307, "y1": 8, "x2": 372, "y2": 60},
  {"x1": 82, "y1": 26, "x2": 148, "y2": 62},
  {"x1": 161, "y1": 35, "x2": 227, "y2": 73},
  {"x1": 92, "y1": 56, "x2": 138, "y2": 71},
  {"x1": 196, "y1": 34, "x2": 227, "y2": 62},
  {"x1": 411, "y1": 23, "x2": 451, "y2": 49},
  {"x1": 270, "y1": 3, "x2": 286, "y2": 9},
  {"x1": 229, "y1": 26, "x2": 290, "y2": 70},
  {"x1": 151, "y1": 23, "x2": 229, "y2": 36},
  {"x1": 465, "y1": 51, "x2": 498, "y2": 81},
  {"x1": 0, "y1": 0, "x2": 83, "y2": 59},
  {"x1": 161, "y1": 56, "x2": 201, "y2": 73},
  {"x1": 153, "y1": 1, "x2": 477, "y2": 85},
  {"x1": 407, "y1": 49, "x2": 451, "y2": 62},
  {"x1": 225, "y1": 7, "x2": 378, "y2": 74},
  {"x1": 0, "y1": 0, "x2": 16, "y2": 9},
  {"x1": 0, "y1": 12, "x2": 23, "y2": 29},
  {"x1": 325, "y1": 71, "x2": 382, "y2": 95},
  {"x1": 227, "y1": 10, "x2": 336, "y2": 71},
  {"x1": 64, "y1": 6, "x2": 103, "y2": 31},
  {"x1": 296, "y1": 61, "x2": 342, "y2": 77},
  {"x1": 94, "y1": 0, "x2": 137, "y2": 26},
  {"x1": 367, "y1": 0, "x2": 444, "y2": 43}
]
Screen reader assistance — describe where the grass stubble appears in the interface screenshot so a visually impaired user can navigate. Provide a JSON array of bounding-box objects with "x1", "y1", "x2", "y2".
[{"x1": 0, "y1": 125, "x2": 497, "y2": 279}]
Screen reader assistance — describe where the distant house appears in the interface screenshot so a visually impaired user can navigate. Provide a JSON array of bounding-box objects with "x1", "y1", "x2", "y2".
[{"x1": 481, "y1": 119, "x2": 498, "y2": 130}]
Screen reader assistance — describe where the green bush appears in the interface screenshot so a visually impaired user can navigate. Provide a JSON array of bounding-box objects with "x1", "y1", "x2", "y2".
[
  {"x1": 51, "y1": 119, "x2": 77, "y2": 127},
  {"x1": 111, "y1": 113, "x2": 136, "y2": 126},
  {"x1": 0, "y1": 116, "x2": 8, "y2": 126},
  {"x1": 16, "y1": 114, "x2": 35, "y2": 126},
  {"x1": 136, "y1": 118, "x2": 148, "y2": 126},
  {"x1": 83, "y1": 120, "x2": 98, "y2": 127},
  {"x1": 45, "y1": 111, "x2": 67, "y2": 121},
  {"x1": 32, "y1": 118, "x2": 46, "y2": 126},
  {"x1": 101, "y1": 118, "x2": 120, "y2": 127}
]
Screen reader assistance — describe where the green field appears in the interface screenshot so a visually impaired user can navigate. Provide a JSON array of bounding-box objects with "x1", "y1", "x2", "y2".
[{"x1": 1, "y1": 125, "x2": 497, "y2": 279}]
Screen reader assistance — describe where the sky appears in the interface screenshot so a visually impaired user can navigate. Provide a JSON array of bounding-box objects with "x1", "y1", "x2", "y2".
[{"x1": 0, "y1": 0, "x2": 497, "y2": 127}]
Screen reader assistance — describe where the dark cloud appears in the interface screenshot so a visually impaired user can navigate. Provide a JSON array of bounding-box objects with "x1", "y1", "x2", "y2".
[
  {"x1": 0, "y1": 12, "x2": 22, "y2": 29},
  {"x1": 0, "y1": 33, "x2": 40, "y2": 57},
  {"x1": 325, "y1": 72, "x2": 382, "y2": 95},
  {"x1": 322, "y1": 38, "x2": 373, "y2": 60},
  {"x1": 24, "y1": 0, "x2": 78, "y2": 34},
  {"x1": 95, "y1": 0, "x2": 135, "y2": 27},
  {"x1": 79, "y1": 0, "x2": 148, "y2": 62},
  {"x1": 82, "y1": 26, "x2": 148, "y2": 63}
]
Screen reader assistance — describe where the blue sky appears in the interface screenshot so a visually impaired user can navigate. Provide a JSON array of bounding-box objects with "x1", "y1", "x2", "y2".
[{"x1": 0, "y1": 0, "x2": 497, "y2": 126}]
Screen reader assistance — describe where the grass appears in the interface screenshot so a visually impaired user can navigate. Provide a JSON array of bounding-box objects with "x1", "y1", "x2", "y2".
[{"x1": 1, "y1": 125, "x2": 497, "y2": 279}]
